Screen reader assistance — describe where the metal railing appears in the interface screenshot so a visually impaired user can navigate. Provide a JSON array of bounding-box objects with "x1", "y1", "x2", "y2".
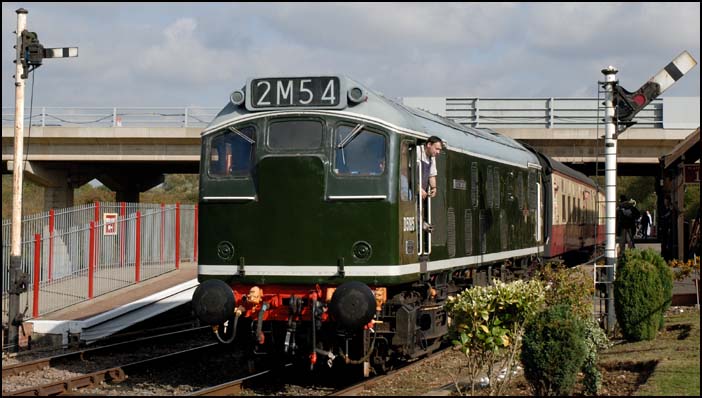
[
  {"x1": 1, "y1": 107, "x2": 220, "y2": 128},
  {"x1": 2, "y1": 202, "x2": 197, "y2": 321},
  {"x1": 443, "y1": 97, "x2": 664, "y2": 128},
  {"x1": 0, "y1": 99, "x2": 668, "y2": 129}
]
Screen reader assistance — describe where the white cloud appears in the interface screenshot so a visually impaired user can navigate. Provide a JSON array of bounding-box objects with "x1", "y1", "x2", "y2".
[{"x1": 1, "y1": 3, "x2": 699, "y2": 109}]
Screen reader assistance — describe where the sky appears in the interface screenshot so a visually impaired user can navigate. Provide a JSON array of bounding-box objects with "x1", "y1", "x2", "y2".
[{"x1": 2, "y1": 3, "x2": 700, "y2": 110}]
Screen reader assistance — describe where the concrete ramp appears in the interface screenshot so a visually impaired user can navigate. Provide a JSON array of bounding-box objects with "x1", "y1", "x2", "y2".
[{"x1": 30, "y1": 279, "x2": 199, "y2": 346}]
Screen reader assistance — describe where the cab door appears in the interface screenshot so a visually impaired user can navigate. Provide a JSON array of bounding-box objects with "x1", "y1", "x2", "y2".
[
  {"x1": 399, "y1": 140, "x2": 418, "y2": 263},
  {"x1": 416, "y1": 143, "x2": 432, "y2": 255}
]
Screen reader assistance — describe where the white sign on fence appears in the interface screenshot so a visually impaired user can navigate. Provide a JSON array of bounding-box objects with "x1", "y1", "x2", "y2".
[{"x1": 103, "y1": 213, "x2": 118, "y2": 236}]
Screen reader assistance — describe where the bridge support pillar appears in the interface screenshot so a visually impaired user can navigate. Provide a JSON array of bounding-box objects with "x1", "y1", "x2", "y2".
[
  {"x1": 99, "y1": 171, "x2": 164, "y2": 204},
  {"x1": 44, "y1": 183, "x2": 75, "y2": 209},
  {"x1": 116, "y1": 190, "x2": 140, "y2": 203},
  {"x1": 13, "y1": 161, "x2": 93, "y2": 210}
]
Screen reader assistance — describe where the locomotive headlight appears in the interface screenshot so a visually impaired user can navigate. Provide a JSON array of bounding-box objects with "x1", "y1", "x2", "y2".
[
  {"x1": 352, "y1": 241, "x2": 372, "y2": 260},
  {"x1": 217, "y1": 241, "x2": 235, "y2": 260},
  {"x1": 230, "y1": 89, "x2": 245, "y2": 106},
  {"x1": 347, "y1": 87, "x2": 367, "y2": 104}
]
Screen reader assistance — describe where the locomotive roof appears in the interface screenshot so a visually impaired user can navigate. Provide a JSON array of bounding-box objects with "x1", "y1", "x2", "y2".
[{"x1": 204, "y1": 76, "x2": 540, "y2": 169}]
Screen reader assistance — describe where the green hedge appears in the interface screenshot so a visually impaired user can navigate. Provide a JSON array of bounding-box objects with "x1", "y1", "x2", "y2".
[
  {"x1": 614, "y1": 251, "x2": 664, "y2": 341},
  {"x1": 521, "y1": 305, "x2": 587, "y2": 396}
]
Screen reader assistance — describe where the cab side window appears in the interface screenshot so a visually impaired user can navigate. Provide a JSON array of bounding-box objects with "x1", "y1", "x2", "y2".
[
  {"x1": 400, "y1": 141, "x2": 414, "y2": 201},
  {"x1": 208, "y1": 126, "x2": 256, "y2": 177},
  {"x1": 334, "y1": 125, "x2": 386, "y2": 176}
]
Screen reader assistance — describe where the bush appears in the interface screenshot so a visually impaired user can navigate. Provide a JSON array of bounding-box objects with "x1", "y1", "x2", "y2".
[
  {"x1": 537, "y1": 263, "x2": 594, "y2": 322},
  {"x1": 446, "y1": 279, "x2": 545, "y2": 396},
  {"x1": 537, "y1": 263, "x2": 610, "y2": 395},
  {"x1": 614, "y1": 251, "x2": 664, "y2": 341},
  {"x1": 581, "y1": 319, "x2": 612, "y2": 395},
  {"x1": 521, "y1": 305, "x2": 588, "y2": 396},
  {"x1": 641, "y1": 249, "x2": 673, "y2": 327},
  {"x1": 623, "y1": 249, "x2": 673, "y2": 329}
]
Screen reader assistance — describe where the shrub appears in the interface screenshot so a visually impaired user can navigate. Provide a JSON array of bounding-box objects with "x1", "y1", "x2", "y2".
[
  {"x1": 614, "y1": 252, "x2": 664, "y2": 341},
  {"x1": 581, "y1": 319, "x2": 612, "y2": 395},
  {"x1": 537, "y1": 263, "x2": 610, "y2": 395},
  {"x1": 446, "y1": 279, "x2": 545, "y2": 396},
  {"x1": 521, "y1": 305, "x2": 587, "y2": 396},
  {"x1": 537, "y1": 262, "x2": 594, "y2": 322},
  {"x1": 624, "y1": 249, "x2": 673, "y2": 329}
]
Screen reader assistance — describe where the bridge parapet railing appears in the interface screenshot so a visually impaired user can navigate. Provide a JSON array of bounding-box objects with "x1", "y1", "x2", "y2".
[
  {"x1": 442, "y1": 97, "x2": 663, "y2": 128},
  {"x1": 2, "y1": 201, "x2": 197, "y2": 322},
  {"x1": 2, "y1": 100, "x2": 668, "y2": 129},
  {"x1": 1, "y1": 107, "x2": 220, "y2": 128}
]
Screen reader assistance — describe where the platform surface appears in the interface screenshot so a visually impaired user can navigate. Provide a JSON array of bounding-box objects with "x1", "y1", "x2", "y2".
[{"x1": 39, "y1": 261, "x2": 198, "y2": 321}]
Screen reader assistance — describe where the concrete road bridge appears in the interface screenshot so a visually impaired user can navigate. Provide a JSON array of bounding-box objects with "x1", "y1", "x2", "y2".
[{"x1": 2, "y1": 97, "x2": 699, "y2": 209}]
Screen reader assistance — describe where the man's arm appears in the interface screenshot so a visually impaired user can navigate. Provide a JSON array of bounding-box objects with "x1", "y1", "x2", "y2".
[{"x1": 428, "y1": 176, "x2": 437, "y2": 198}]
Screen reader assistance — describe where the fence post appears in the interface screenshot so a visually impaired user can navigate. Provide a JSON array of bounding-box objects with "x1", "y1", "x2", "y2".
[
  {"x1": 119, "y1": 202, "x2": 126, "y2": 267},
  {"x1": 48, "y1": 208, "x2": 54, "y2": 282},
  {"x1": 193, "y1": 204, "x2": 198, "y2": 262},
  {"x1": 160, "y1": 203, "x2": 165, "y2": 265},
  {"x1": 33, "y1": 234, "x2": 41, "y2": 318},
  {"x1": 175, "y1": 203, "x2": 181, "y2": 270},
  {"x1": 474, "y1": 98, "x2": 480, "y2": 127},
  {"x1": 94, "y1": 202, "x2": 100, "y2": 269},
  {"x1": 89, "y1": 221, "x2": 95, "y2": 299},
  {"x1": 136, "y1": 211, "x2": 141, "y2": 283}
]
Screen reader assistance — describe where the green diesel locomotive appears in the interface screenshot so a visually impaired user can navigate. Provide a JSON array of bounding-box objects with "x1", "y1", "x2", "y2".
[{"x1": 192, "y1": 75, "x2": 602, "y2": 375}]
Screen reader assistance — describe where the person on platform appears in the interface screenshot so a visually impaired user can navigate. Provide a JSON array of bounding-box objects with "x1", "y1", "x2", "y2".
[{"x1": 617, "y1": 194, "x2": 640, "y2": 250}]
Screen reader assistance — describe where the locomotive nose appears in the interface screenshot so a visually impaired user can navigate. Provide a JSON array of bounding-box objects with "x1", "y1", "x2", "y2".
[
  {"x1": 328, "y1": 281, "x2": 377, "y2": 330},
  {"x1": 192, "y1": 279, "x2": 235, "y2": 325}
]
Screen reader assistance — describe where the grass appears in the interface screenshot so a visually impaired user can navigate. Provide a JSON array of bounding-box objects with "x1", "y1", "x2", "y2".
[{"x1": 599, "y1": 307, "x2": 700, "y2": 396}]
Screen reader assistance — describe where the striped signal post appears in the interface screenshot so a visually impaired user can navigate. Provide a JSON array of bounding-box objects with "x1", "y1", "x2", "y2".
[
  {"x1": 600, "y1": 51, "x2": 697, "y2": 332},
  {"x1": 601, "y1": 66, "x2": 618, "y2": 333}
]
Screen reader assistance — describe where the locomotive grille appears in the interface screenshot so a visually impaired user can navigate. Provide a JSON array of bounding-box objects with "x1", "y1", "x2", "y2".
[
  {"x1": 479, "y1": 211, "x2": 487, "y2": 254},
  {"x1": 500, "y1": 210, "x2": 508, "y2": 250},
  {"x1": 447, "y1": 208, "x2": 456, "y2": 258},
  {"x1": 464, "y1": 210, "x2": 473, "y2": 255}
]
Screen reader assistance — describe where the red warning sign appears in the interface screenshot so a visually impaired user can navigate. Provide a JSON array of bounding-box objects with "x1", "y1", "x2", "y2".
[{"x1": 103, "y1": 213, "x2": 118, "y2": 236}]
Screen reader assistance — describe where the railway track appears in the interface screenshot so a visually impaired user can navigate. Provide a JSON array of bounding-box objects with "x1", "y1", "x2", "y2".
[
  {"x1": 5, "y1": 343, "x2": 220, "y2": 396},
  {"x1": 3, "y1": 327, "x2": 214, "y2": 396},
  {"x1": 329, "y1": 346, "x2": 452, "y2": 396}
]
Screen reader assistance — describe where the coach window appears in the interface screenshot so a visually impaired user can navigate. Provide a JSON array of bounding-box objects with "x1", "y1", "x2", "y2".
[
  {"x1": 268, "y1": 119, "x2": 323, "y2": 150},
  {"x1": 334, "y1": 124, "x2": 386, "y2": 176},
  {"x1": 209, "y1": 126, "x2": 256, "y2": 177}
]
